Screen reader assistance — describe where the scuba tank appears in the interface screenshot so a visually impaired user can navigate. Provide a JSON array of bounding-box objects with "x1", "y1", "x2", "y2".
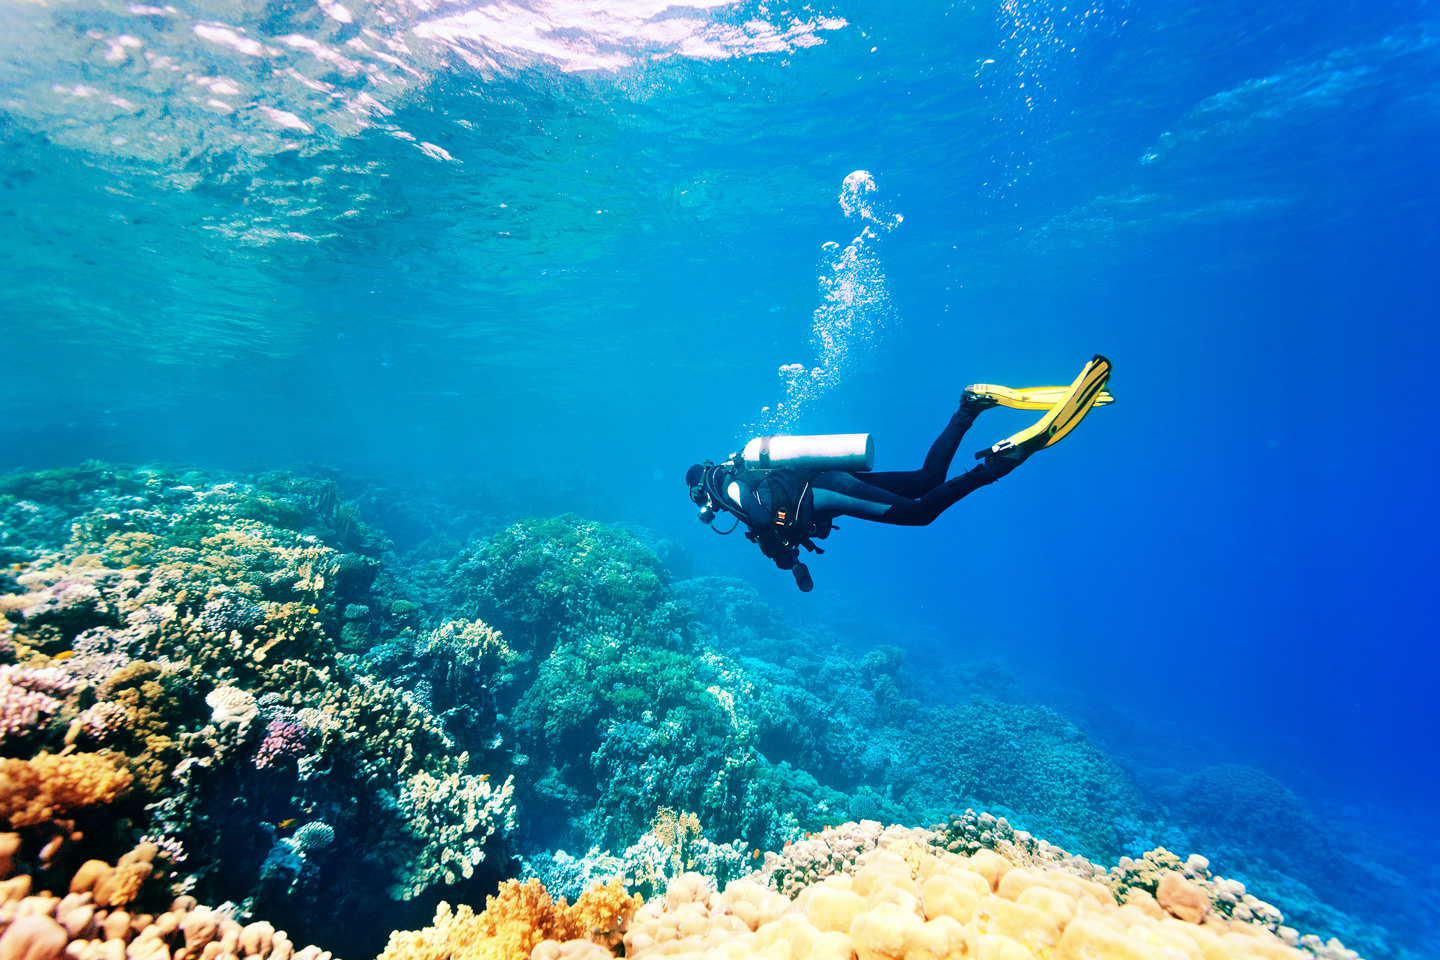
[
  {"x1": 691, "y1": 434, "x2": 870, "y2": 593},
  {"x1": 740, "y1": 433, "x2": 874, "y2": 473}
]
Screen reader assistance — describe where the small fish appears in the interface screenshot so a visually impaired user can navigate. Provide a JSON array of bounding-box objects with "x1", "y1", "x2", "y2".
[
  {"x1": 751, "y1": 849, "x2": 759, "y2": 860},
  {"x1": 275, "y1": 818, "x2": 298, "y2": 830},
  {"x1": 9, "y1": 564, "x2": 22, "y2": 572},
  {"x1": 307, "y1": 606, "x2": 319, "y2": 615},
  {"x1": 51, "y1": 651, "x2": 74, "y2": 661},
  {"x1": 478, "y1": 773, "x2": 490, "y2": 782}
]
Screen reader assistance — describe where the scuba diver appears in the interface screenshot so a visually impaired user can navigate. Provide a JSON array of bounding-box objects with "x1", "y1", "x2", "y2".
[{"x1": 686, "y1": 354, "x2": 1112, "y2": 592}]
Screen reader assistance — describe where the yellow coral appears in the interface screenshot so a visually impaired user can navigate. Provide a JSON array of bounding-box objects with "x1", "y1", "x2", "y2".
[
  {"x1": 649, "y1": 807, "x2": 705, "y2": 873},
  {"x1": 570, "y1": 880, "x2": 644, "y2": 950},
  {"x1": 376, "y1": 880, "x2": 642, "y2": 960},
  {"x1": 0, "y1": 752, "x2": 132, "y2": 829}
]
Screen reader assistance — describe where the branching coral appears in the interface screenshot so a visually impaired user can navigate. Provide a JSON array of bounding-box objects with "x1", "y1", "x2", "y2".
[
  {"x1": 70, "y1": 841, "x2": 160, "y2": 907},
  {"x1": 375, "y1": 880, "x2": 642, "y2": 960},
  {"x1": 618, "y1": 808, "x2": 750, "y2": 900},
  {"x1": 0, "y1": 752, "x2": 132, "y2": 829},
  {"x1": 388, "y1": 765, "x2": 516, "y2": 900},
  {"x1": 254, "y1": 719, "x2": 308, "y2": 770},
  {"x1": 0, "y1": 667, "x2": 75, "y2": 745}
]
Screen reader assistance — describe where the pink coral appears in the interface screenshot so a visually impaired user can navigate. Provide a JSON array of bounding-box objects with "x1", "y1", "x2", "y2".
[
  {"x1": 0, "y1": 667, "x2": 76, "y2": 745},
  {"x1": 255, "y1": 719, "x2": 308, "y2": 770},
  {"x1": 75, "y1": 702, "x2": 128, "y2": 743},
  {"x1": 0, "y1": 667, "x2": 75, "y2": 697}
]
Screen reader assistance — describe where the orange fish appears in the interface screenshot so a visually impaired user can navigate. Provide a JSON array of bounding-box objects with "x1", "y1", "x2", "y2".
[
  {"x1": 275, "y1": 818, "x2": 298, "y2": 830},
  {"x1": 751, "y1": 850, "x2": 759, "y2": 859},
  {"x1": 307, "y1": 606, "x2": 319, "y2": 615},
  {"x1": 479, "y1": 773, "x2": 490, "y2": 782},
  {"x1": 51, "y1": 651, "x2": 74, "y2": 661}
]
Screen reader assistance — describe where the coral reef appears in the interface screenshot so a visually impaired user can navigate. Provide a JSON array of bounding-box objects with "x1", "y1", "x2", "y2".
[
  {"x1": 385, "y1": 825, "x2": 1360, "y2": 960},
  {"x1": 0, "y1": 464, "x2": 1389, "y2": 960},
  {"x1": 440, "y1": 517, "x2": 1135, "y2": 870},
  {"x1": 0, "y1": 839, "x2": 334, "y2": 960},
  {"x1": 0, "y1": 465, "x2": 515, "y2": 955}
]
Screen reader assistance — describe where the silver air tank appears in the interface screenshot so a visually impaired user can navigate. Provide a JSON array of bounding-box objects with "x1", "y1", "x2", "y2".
[{"x1": 740, "y1": 434, "x2": 875, "y2": 473}]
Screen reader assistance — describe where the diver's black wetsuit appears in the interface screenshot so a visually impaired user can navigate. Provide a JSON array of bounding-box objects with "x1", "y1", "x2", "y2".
[
  {"x1": 805, "y1": 401, "x2": 1024, "y2": 526},
  {"x1": 692, "y1": 355, "x2": 1111, "y2": 590},
  {"x1": 689, "y1": 401, "x2": 1028, "y2": 589}
]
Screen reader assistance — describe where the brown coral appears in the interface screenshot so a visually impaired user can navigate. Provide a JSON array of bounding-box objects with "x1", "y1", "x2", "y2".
[
  {"x1": 0, "y1": 753, "x2": 132, "y2": 829},
  {"x1": 1156, "y1": 870, "x2": 1210, "y2": 923},
  {"x1": 68, "y1": 844, "x2": 158, "y2": 908},
  {"x1": 0, "y1": 835, "x2": 20, "y2": 879}
]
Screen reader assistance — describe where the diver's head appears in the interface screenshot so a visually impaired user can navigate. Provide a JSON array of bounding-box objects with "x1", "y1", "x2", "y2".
[
  {"x1": 686, "y1": 463, "x2": 708, "y2": 510},
  {"x1": 687, "y1": 462, "x2": 719, "y2": 524}
]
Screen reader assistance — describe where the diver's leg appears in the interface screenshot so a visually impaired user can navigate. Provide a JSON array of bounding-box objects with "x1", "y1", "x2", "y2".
[
  {"x1": 859, "y1": 400, "x2": 988, "y2": 498},
  {"x1": 811, "y1": 450, "x2": 1025, "y2": 527}
]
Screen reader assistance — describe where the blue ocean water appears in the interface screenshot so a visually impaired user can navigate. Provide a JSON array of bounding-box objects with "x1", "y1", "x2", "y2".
[{"x1": 2, "y1": 0, "x2": 1438, "y2": 953}]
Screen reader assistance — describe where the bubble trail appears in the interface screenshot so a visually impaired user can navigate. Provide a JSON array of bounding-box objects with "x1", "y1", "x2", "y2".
[{"x1": 747, "y1": 170, "x2": 902, "y2": 438}]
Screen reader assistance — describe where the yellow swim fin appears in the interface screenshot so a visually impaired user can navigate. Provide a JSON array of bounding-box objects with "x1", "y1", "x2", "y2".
[
  {"x1": 963, "y1": 382, "x2": 1114, "y2": 411},
  {"x1": 974, "y1": 354, "x2": 1113, "y2": 460}
]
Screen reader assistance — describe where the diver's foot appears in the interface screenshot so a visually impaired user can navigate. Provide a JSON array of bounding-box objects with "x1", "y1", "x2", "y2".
[
  {"x1": 960, "y1": 387, "x2": 1000, "y2": 412},
  {"x1": 981, "y1": 446, "x2": 1031, "y2": 474}
]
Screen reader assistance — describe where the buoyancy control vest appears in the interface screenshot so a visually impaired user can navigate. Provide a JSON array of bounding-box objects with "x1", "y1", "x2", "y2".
[
  {"x1": 694, "y1": 434, "x2": 866, "y2": 589},
  {"x1": 743, "y1": 467, "x2": 833, "y2": 570}
]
